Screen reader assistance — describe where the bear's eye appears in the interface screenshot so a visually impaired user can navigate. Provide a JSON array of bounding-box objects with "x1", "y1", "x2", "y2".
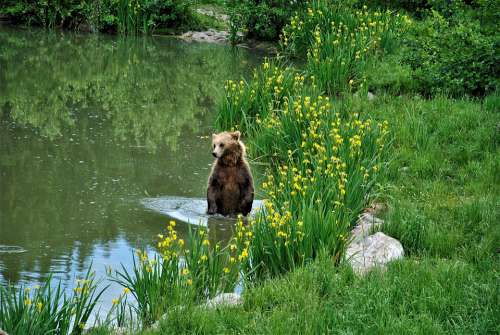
[
  {"x1": 219, "y1": 143, "x2": 224, "y2": 148},
  {"x1": 213, "y1": 144, "x2": 216, "y2": 149}
]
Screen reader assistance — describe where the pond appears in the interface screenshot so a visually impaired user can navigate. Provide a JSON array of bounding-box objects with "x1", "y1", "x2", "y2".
[{"x1": 0, "y1": 26, "x2": 263, "y2": 315}]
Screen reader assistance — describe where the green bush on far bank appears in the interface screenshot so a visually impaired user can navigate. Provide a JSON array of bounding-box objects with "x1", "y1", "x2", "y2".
[
  {"x1": 0, "y1": 0, "x2": 197, "y2": 34},
  {"x1": 402, "y1": 10, "x2": 499, "y2": 97},
  {"x1": 226, "y1": 0, "x2": 305, "y2": 41},
  {"x1": 362, "y1": 0, "x2": 499, "y2": 97}
]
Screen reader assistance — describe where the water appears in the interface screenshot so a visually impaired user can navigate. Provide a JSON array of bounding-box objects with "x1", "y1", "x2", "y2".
[{"x1": 0, "y1": 26, "x2": 263, "y2": 315}]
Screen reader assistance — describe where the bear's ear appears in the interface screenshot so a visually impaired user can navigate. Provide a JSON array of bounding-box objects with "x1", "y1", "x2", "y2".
[
  {"x1": 212, "y1": 133, "x2": 217, "y2": 140},
  {"x1": 231, "y1": 131, "x2": 241, "y2": 140}
]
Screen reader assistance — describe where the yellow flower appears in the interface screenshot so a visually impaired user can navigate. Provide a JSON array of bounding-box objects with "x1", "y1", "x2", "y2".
[
  {"x1": 182, "y1": 268, "x2": 190, "y2": 276},
  {"x1": 349, "y1": 79, "x2": 354, "y2": 85},
  {"x1": 200, "y1": 255, "x2": 208, "y2": 262},
  {"x1": 186, "y1": 279, "x2": 193, "y2": 286},
  {"x1": 223, "y1": 267, "x2": 230, "y2": 274},
  {"x1": 36, "y1": 302, "x2": 43, "y2": 312},
  {"x1": 123, "y1": 288, "x2": 130, "y2": 294},
  {"x1": 202, "y1": 239, "x2": 210, "y2": 246},
  {"x1": 178, "y1": 239, "x2": 185, "y2": 247},
  {"x1": 238, "y1": 248, "x2": 249, "y2": 261},
  {"x1": 24, "y1": 298, "x2": 31, "y2": 306},
  {"x1": 112, "y1": 298, "x2": 119, "y2": 306}
]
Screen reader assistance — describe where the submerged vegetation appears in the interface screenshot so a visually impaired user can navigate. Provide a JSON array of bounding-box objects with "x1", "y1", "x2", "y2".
[{"x1": 1, "y1": 0, "x2": 498, "y2": 334}]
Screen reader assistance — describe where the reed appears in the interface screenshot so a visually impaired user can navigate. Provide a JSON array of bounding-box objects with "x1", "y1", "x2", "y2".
[{"x1": 0, "y1": 268, "x2": 106, "y2": 335}]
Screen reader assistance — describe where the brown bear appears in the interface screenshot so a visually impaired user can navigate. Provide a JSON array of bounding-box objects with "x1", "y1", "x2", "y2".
[{"x1": 207, "y1": 131, "x2": 254, "y2": 216}]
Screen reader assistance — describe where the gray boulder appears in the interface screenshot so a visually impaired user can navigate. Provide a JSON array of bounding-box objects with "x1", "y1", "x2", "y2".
[
  {"x1": 205, "y1": 293, "x2": 242, "y2": 308},
  {"x1": 180, "y1": 30, "x2": 229, "y2": 44},
  {"x1": 347, "y1": 232, "x2": 404, "y2": 275},
  {"x1": 350, "y1": 212, "x2": 384, "y2": 243}
]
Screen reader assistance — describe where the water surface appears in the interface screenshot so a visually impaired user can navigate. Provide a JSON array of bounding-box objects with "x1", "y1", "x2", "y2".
[{"x1": 0, "y1": 26, "x2": 262, "y2": 313}]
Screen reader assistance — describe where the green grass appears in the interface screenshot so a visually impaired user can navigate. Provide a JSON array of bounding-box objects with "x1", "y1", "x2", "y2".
[
  {"x1": 142, "y1": 88, "x2": 500, "y2": 335},
  {"x1": 360, "y1": 94, "x2": 500, "y2": 262},
  {"x1": 195, "y1": 0, "x2": 499, "y2": 332},
  {"x1": 151, "y1": 257, "x2": 498, "y2": 334}
]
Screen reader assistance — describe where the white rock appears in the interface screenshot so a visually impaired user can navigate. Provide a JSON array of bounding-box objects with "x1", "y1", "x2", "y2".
[
  {"x1": 150, "y1": 316, "x2": 166, "y2": 332},
  {"x1": 180, "y1": 30, "x2": 229, "y2": 44},
  {"x1": 367, "y1": 91, "x2": 376, "y2": 100},
  {"x1": 205, "y1": 293, "x2": 242, "y2": 308},
  {"x1": 350, "y1": 212, "x2": 384, "y2": 243},
  {"x1": 112, "y1": 327, "x2": 128, "y2": 335},
  {"x1": 347, "y1": 232, "x2": 404, "y2": 275}
]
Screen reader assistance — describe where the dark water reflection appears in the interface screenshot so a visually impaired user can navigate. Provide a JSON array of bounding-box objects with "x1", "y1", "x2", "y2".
[{"x1": 0, "y1": 26, "x2": 262, "y2": 310}]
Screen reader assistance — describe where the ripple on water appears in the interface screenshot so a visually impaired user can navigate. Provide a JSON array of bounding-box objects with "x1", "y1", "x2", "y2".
[{"x1": 0, "y1": 245, "x2": 27, "y2": 254}]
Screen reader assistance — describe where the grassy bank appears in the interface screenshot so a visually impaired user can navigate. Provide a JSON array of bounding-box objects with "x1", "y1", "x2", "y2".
[
  {"x1": 168, "y1": 0, "x2": 497, "y2": 332},
  {"x1": 148, "y1": 89, "x2": 500, "y2": 334},
  {"x1": 104, "y1": 94, "x2": 499, "y2": 334}
]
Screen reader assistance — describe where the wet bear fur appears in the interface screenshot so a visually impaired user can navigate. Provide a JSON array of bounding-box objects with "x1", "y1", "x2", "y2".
[{"x1": 207, "y1": 131, "x2": 254, "y2": 216}]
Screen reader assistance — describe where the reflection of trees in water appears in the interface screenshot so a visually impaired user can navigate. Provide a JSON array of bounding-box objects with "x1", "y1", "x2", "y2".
[
  {"x1": 0, "y1": 118, "x2": 212, "y2": 283},
  {"x1": 0, "y1": 27, "x2": 261, "y2": 151},
  {"x1": 0, "y1": 124, "x2": 150, "y2": 283},
  {"x1": 0, "y1": 27, "x2": 262, "y2": 284}
]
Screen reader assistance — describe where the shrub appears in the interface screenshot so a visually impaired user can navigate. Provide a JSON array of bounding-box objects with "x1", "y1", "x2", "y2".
[
  {"x1": 403, "y1": 11, "x2": 499, "y2": 97},
  {"x1": 227, "y1": 0, "x2": 305, "y2": 41},
  {"x1": 0, "y1": 0, "x2": 89, "y2": 28},
  {"x1": 115, "y1": 0, "x2": 194, "y2": 34},
  {"x1": 0, "y1": 0, "x2": 196, "y2": 34}
]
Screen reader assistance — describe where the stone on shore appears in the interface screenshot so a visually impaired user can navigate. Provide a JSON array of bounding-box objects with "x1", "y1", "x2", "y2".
[
  {"x1": 180, "y1": 29, "x2": 229, "y2": 44},
  {"x1": 347, "y1": 232, "x2": 404, "y2": 275},
  {"x1": 205, "y1": 293, "x2": 242, "y2": 308}
]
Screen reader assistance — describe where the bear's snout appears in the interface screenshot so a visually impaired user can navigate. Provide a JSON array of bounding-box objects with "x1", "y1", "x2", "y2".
[{"x1": 212, "y1": 152, "x2": 217, "y2": 158}]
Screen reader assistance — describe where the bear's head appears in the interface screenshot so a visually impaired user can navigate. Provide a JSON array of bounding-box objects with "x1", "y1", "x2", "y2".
[{"x1": 211, "y1": 131, "x2": 245, "y2": 165}]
